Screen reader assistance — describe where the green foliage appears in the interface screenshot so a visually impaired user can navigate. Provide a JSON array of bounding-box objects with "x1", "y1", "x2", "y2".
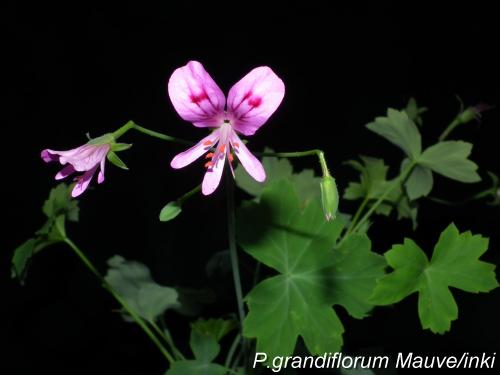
[
  {"x1": 16, "y1": 99, "x2": 497, "y2": 372},
  {"x1": 330, "y1": 234, "x2": 387, "y2": 318},
  {"x1": 418, "y1": 141, "x2": 480, "y2": 183},
  {"x1": 403, "y1": 161, "x2": 434, "y2": 200},
  {"x1": 371, "y1": 223, "x2": 498, "y2": 333},
  {"x1": 344, "y1": 156, "x2": 401, "y2": 216},
  {"x1": 166, "y1": 319, "x2": 232, "y2": 375},
  {"x1": 159, "y1": 201, "x2": 182, "y2": 222},
  {"x1": 237, "y1": 180, "x2": 385, "y2": 357},
  {"x1": 404, "y1": 97, "x2": 427, "y2": 127},
  {"x1": 341, "y1": 368, "x2": 375, "y2": 375},
  {"x1": 235, "y1": 148, "x2": 320, "y2": 204},
  {"x1": 42, "y1": 183, "x2": 79, "y2": 222},
  {"x1": 11, "y1": 239, "x2": 37, "y2": 281},
  {"x1": 166, "y1": 362, "x2": 226, "y2": 375},
  {"x1": 105, "y1": 255, "x2": 179, "y2": 323},
  {"x1": 12, "y1": 184, "x2": 78, "y2": 282},
  {"x1": 344, "y1": 157, "x2": 393, "y2": 198},
  {"x1": 366, "y1": 109, "x2": 422, "y2": 159},
  {"x1": 191, "y1": 318, "x2": 237, "y2": 342},
  {"x1": 50, "y1": 215, "x2": 68, "y2": 241},
  {"x1": 397, "y1": 196, "x2": 418, "y2": 230}
]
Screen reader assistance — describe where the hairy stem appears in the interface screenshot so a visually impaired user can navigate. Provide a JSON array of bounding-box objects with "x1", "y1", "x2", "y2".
[
  {"x1": 151, "y1": 320, "x2": 186, "y2": 360},
  {"x1": 224, "y1": 333, "x2": 242, "y2": 370},
  {"x1": 225, "y1": 167, "x2": 247, "y2": 366},
  {"x1": 438, "y1": 118, "x2": 460, "y2": 141},
  {"x1": 63, "y1": 238, "x2": 175, "y2": 364},
  {"x1": 113, "y1": 120, "x2": 192, "y2": 145},
  {"x1": 177, "y1": 184, "x2": 201, "y2": 204},
  {"x1": 257, "y1": 149, "x2": 330, "y2": 176},
  {"x1": 345, "y1": 195, "x2": 369, "y2": 236}
]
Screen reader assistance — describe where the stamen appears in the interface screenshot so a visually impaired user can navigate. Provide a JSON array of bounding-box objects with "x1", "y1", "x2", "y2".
[
  {"x1": 219, "y1": 144, "x2": 226, "y2": 153},
  {"x1": 229, "y1": 153, "x2": 234, "y2": 162},
  {"x1": 203, "y1": 140, "x2": 213, "y2": 146},
  {"x1": 204, "y1": 161, "x2": 214, "y2": 168},
  {"x1": 205, "y1": 152, "x2": 214, "y2": 159},
  {"x1": 233, "y1": 142, "x2": 239, "y2": 149}
]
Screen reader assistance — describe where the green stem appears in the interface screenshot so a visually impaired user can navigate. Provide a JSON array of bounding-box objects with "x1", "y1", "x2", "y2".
[
  {"x1": 225, "y1": 167, "x2": 247, "y2": 364},
  {"x1": 340, "y1": 161, "x2": 416, "y2": 244},
  {"x1": 438, "y1": 118, "x2": 460, "y2": 141},
  {"x1": 113, "y1": 120, "x2": 192, "y2": 145},
  {"x1": 177, "y1": 184, "x2": 201, "y2": 204},
  {"x1": 257, "y1": 149, "x2": 320, "y2": 158},
  {"x1": 63, "y1": 238, "x2": 175, "y2": 364},
  {"x1": 224, "y1": 333, "x2": 242, "y2": 370},
  {"x1": 427, "y1": 188, "x2": 493, "y2": 206},
  {"x1": 151, "y1": 320, "x2": 186, "y2": 360},
  {"x1": 345, "y1": 196, "x2": 369, "y2": 236},
  {"x1": 257, "y1": 149, "x2": 330, "y2": 176}
]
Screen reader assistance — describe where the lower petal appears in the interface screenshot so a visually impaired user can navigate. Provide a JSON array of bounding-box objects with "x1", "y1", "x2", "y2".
[
  {"x1": 55, "y1": 165, "x2": 76, "y2": 180},
  {"x1": 171, "y1": 130, "x2": 220, "y2": 169},
  {"x1": 231, "y1": 132, "x2": 266, "y2": 182},
  {"x1": 41, "y1": 149, "x2": 59, "y2": 163},
  {"x1": 202, "y1": 153, "x2": 226, "y2": 195},
  {"x1": 98, "y1": 157, "x2": 106, "y2": 184},
  {"x1": 71, "y1": 166, "x2": 98, "y2": 197}
]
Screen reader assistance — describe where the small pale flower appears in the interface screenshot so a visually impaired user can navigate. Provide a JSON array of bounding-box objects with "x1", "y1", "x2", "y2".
[
  {"x1": 41, "y1": 140, "x2": 111, "y2": 197},
  {"x1": 168, "y1": 61, "x2": 285, "y2": 195}
]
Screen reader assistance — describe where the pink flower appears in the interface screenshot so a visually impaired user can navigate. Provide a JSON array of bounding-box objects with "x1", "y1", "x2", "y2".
[
  {"x1": 168, "y1": 61, "x2": 285, "y2": 195},
  {"x1": 41, "y1": 143, "x2": 110, "y2": 197}
]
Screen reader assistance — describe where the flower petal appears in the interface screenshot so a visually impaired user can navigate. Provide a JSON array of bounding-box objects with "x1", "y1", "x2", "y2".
[
  {"x1": 97, "y1": 156, "x2": 106, "y2": 184},
  {"x1": 45, "y1": 146, "x2": 86, "y2": 162},
  {"x1": 202, "y1": 153, "x2": 226, "y2": 195},
  {"x1": 41, "y1": 149, "x2": 59, "y2": 163},
  {"x1": 60, "y1": 144, "x2": 109, "y2": 171},
  {"x1": 71, "y1": 166, "x2": 98, "y2": 197},
  {"x1": 227, "y1": 66, "x2": 285, "y2": 136},
  {"x1": 168, "y1": 61, "x2": 226, "y2": 128},
  {"x1": 170, "y1": 130, "x2": 220, "y2": 169},
  {"x1": 231, "y1": 131, "x2": 266, "y2": 182},
  {"x1": 55, "y1": 165, "x2": 76, "y2": 180}
]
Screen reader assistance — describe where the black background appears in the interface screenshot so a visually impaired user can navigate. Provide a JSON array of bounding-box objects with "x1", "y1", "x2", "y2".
[{"x1": 4, "y1": 1, "x2": 500, "y2": 374}]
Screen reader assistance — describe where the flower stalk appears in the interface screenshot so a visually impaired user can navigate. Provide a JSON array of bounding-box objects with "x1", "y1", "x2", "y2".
[
  {"x1": 63, "y1": 237, "x2": 175, "y2": 364},
  {"x1": 112, "y1": 120, "x2": 192, "y2": 145}
]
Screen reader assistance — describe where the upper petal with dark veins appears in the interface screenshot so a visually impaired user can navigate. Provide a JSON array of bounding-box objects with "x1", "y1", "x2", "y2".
[
  {"x1": 168, "y1": 61, "x2": 226, "y2": 128},
  {"x1": 227, "y1": 66, "x2": 285, "y2": 136}
]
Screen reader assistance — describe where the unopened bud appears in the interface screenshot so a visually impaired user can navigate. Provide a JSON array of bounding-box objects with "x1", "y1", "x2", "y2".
[
  {"x1": 457, "y1": 104, "x2": 493, "y2": 124},
  {"x1": 320, "y1": 175, "x2": 339, "y2": 221}
]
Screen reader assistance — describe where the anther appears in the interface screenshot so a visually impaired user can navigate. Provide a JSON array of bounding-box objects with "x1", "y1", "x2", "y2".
[
  {"x1": 219, "y1": 144, "x2": 226, "y2": 153},
  {"x1": 205, "y1": 152, "x2": 214, "y2": 159},
  {"x1": 203, "y1": 140, "x2": 213, "y2": 146},
  {"x1": 233, "y1": 142, "x2": 240, "y2": 149},
  {"x1": 204, "y1": 161, "x2": 214, "y2": 168}
]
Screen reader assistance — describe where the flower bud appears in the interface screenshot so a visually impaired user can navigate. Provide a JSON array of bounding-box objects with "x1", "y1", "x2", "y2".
[
  {"x1": 159, "y1": 201, "x2": 182, "y2": 222},
  {"x1": 457, "y1": 104, "x2": 493, "y2": 124},
  {"x1": 320, "y1": 175, "x2": 339, "y2": 221}
]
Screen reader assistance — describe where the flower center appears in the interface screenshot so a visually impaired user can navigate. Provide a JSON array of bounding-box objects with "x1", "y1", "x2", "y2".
[{"x1": 203, "y1": 123, "x2": 239, "y2": 170}]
